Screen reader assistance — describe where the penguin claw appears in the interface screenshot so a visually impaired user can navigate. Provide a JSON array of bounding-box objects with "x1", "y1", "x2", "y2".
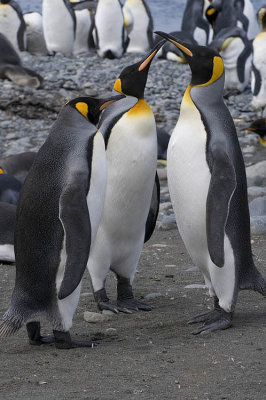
[
  {"x1": 53, "y1": 330, "x2": 98, "y2": 349},
  {"x1": 117, "y1": 298, "x2": 152, "y2": 312},
  {"x1": 97, "y1": 301, "x2": 119, "y2": 314},
  {"x1": 192, "y1": 317, "x2": 233, "y2": 335},
  {"x1": 188, "y1": 310, "x2": 221, "y2": 325}
]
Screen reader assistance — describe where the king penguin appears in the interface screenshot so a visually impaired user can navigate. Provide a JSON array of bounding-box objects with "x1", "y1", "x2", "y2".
[
  {"x1": 123, "y1": 0, "x2": 153, "y2": 53},
  {"x1": 87, "y1": 41, "x2": 165, "y2": 313},
  {"x1": 0, "y1": 151, "x2": 36, "y2": 183},
  {"x1": 247, "y1": 118, "x2": 266, "y2": 147},
  {"x1": 23, "y1": 12, "x2": 48, "y2": 56},
  {"x1": 181, "y1": 0, "x2": 211, "y2": 46},
  {"x1": 0, "y1": 0, "x2": 26, "y2": 53},
  {"x1": 42, "y1": 0, "x2": 76, "y2": 57},
  {"x1": 156, "y1": 31, "x2": 266, "y2": 334},
  {"x1": 0, "y1": 94, "x2": 123, "y2": 349},
  {"x1": 93, "y1": 0, "x2": 125, "y2": 59},
  {"x1": 251, "y1": 6, "x2": 266, "y2": 113}
]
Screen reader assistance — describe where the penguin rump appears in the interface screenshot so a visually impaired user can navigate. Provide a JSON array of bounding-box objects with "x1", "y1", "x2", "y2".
[
  {"x1": 0, "y1": 94, "x2": 124, "y2": 350},
  {"x1": 156, "y1": 31, "x2": 266, "y2": 335}
]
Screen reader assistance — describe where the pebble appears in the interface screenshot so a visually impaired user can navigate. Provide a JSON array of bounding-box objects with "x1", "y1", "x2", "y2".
[
  {"x1": 144, "y1": 292, "x2": 163, "y2": 299},
  {"x1": 248, "y1": 186, "x2": 266, "y2": 198},
  {"x1": 157, "y1": 214, "x2": 176, "y2": 231},
  {"x1": 184, "y1": 284, "x2": 207, "y2": 289},
  {"x1": 83, "y1": 311, "x2": 111, "y2": 323},
  {"x1": 250, "y1": 216, "x2": 266, "y2": 235},
  {"x1": 249, "y1": 196, "x2": 266, "y2": 217}
]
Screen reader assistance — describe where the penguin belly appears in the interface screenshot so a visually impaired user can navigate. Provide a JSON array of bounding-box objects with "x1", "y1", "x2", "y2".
[
  {"x1": 56, "y1": 131, "x2": 106, "y2": 330},
  {"x1": 193, "y1": 27, "x2": 207, "y2": 46},
  {"x1": 43, "y1": 0, "x2": 75, "y2": 56},
  {"x1": 220, "y1": 38, "x2": 251, "y2": 91},
  {"x1": 167, "y1": 102, "x2": 235, "y2": 311},
  {"x1": 0, "y1": 6, "x2": 22, "y2": 53},
  {"x1": 126, "y1": 0, "x2": 150, "y2": 53},
  {"x1": 88, "y1": 104, "x2": 157, "y2": 290},
  {"x1": 73, "y1": 9, "x2": 91, "y2": 55},
  {"x1": 94, "y1": 0, "x2": 124, "y2": 58},
  {"x1": 251, "y1": 33, "x2": 266, "y2": 110},
  {"x1": 23, "y1": 12, "x2": 47, "y2": 56}
]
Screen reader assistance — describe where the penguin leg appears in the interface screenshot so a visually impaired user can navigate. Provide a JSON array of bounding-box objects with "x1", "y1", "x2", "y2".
[
  {"x1": 116, "y1": 276, "x2": 152, "y2": 312},
  {"x1": 26, "y1": 321, "x2": 54, "y2": 346},
  {"x1": 188, "y1": 297, "x2": 233, "y2": 335},
  {"x1": 94, "y1": 287, "x2": 119, "y2": 314},
  {"x1": 53, "y1": 330, "x2": 97, "y2": 349}
]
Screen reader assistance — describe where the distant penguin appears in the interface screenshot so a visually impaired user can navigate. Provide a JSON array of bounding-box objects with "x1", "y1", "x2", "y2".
[
  {"x1": 124, "y1": 0, "x2": 153, "y2": 53},
  {"x1": 23, "y1": 12, "x2": 48, "y2": 56},
  {"x1": 0, "y1": 202, "x2": 15, "y2": 263},
  {"x1": 87, "y1": 41, "x2": 164, "y2": 313},
  {"x1": 0, "y1": 174, "x2": 22, "y2": 204},
  {"x1": 0, "y1": 0, "x2": 26, "y2": 53},
  {"x1": 247, "y1": 118, "x2": 266, "y2": 147},
  {"x1": 73, "y1": 8, "x2": 92, "y2": 54},
  {"x1": 93, "y1": 0, "x2": 125, "y2": 59},
  {"x1": 181, "y1": 0, "x2": 211, "y2": 45},
  {"x1": 0, "y1": 94, "x2": 123, "y2": 349},
  {"x1": 123, "y1": 3, "x2": 134, "y2": 50},
  {"x1": 42, "y1": 0, "x2": 76, "y2": 57},
  {"x1": 234, "y1": 0, "x2": 259, "y2": 39},
  {"x1": 210, "y1": 26, "x2": 252, "y2": 92},
  {"x1": 157, "y1": 128, "x2": 170, "y2": 162},
  {"x1": 0, "y1": 33, "x2": 43, "y2": 88},
  {"x1": 156, "y1": 32, "x2": 266, "y2": 334},
  {"x1": 251, "y1": 6, "x2": 266, "y2": 112},
  {"x1": 0, "y1": 152, "x2": 36, "y2": 183}
]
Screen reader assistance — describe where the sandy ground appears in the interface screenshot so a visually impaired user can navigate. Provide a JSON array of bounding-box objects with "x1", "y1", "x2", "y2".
[{"x1": 0, "y1": 226, "x2": 265, "y2": 400}]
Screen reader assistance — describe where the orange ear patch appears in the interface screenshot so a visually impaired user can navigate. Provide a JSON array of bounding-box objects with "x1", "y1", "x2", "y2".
[
  {"x1": 75, "y1": 102, "x2": 88, "y2": 119},
  {"x1": 0, "y1": 168, "x2": 4, "y2": 174},
  {"x1": 113, "y1": 78, "x2": 122, "y2": 94}
]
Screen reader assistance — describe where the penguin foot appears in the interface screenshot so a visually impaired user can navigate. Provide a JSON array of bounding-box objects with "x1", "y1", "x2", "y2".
[
  {"x1": 26, "y1": 321, "x2": 55, "y2": 346},
  {"x1": 188, "y1": 309, "x2": 221, "y2": 325},
  {"x1": 94, "y1": 288, "x2": 119, "y2": 314},
  {"x1": 192, "y1": 314, "x2": 232, "y2": 335},
  {"x1": 117, "y1": 276, "x2": 152, "y2": 312},
  {"x1": 53, "y1": 330, "x2": 97, "y2": 349}
]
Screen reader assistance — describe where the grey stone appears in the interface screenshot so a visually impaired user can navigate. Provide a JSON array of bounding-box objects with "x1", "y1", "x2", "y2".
[
  {"x1": 157, "y1": 214, "x2": 176, "y2": 230},
  {"x1": 84, "y1": 311, "x2": 111, "y2": 323},
  {"x1": 250, "y1": 216, "x2": 266, "y2": 235},
  {"x1": 249, "y1": 197, "x2": 266, "y2": 217},
  {"x1": 248, "y1": 186, "x2": 266, "y2": 197},
  {"x1": 246, "y1": 161, "x2": 266, "y2": 186},
  {"x1": 144, "y1": 292, "x2": 163, "y2": 299}
]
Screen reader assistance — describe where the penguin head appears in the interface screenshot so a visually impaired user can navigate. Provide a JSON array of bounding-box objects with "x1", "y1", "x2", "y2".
[
  {"x1": 205, "y1": 0, "x2": 222, "y2": 28},
  {"x1": 68, "y1": 95, "x2": 125, "y2": 125},
  {"x1": 247, "y1": 119, "x2": 266, "y2": 147},
  {"x1": 258, "y1": 7, "x2": 266, "y2": 30},
  {"x1": 155, "y1": 31, "x2": 224, "y2": 87},
  {"x1": 113, "y1": 40, "x2": 165, "y2": 99}
]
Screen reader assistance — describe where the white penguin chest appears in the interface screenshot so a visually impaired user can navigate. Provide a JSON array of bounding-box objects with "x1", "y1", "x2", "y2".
[
  {"x1": 126, "y1": 0, "x2": 150, "y2": 51},
  {"x1": 103, "y1": 103, "x2": 157, "y2": 234},
  {"x1": 167, "y1": 99, "x2": 211, "y2": 251}
]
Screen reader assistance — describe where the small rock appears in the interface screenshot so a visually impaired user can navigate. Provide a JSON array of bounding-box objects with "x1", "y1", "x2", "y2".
[
  {"x1": 246, "y1": 161, "x2": 266, "y2": 186},
  {"x1": 250, "y1": 216, "x2": 266, "y2": 235},
  {"x1": 84, "y1": 311, "x2": 110, "y2": 323},
  {"x1": 159, "y1": 201, "x2": 172, "y2": 212},
  {"x1": 105, "y1": 328, "x2": 118, "y2": 336},
  {"x1": 184, "y1": 284, "x2": 207, "y2": 289},
  {"x1": 144, "y1": 293, "x2": 162, "y2": 299},
  {"x1": 249, "y1": 197, "x2": 266, "y2": 217},
  {"x1": 157, "y1": 168, "x2": 167, "y2": 181},
  {"x1": 157, "y1": 214, "x2": 176, "y2": 230},
  {"x1": 186, "y1": 266, "x2": 200, "y2": 272},
  {"x1": 248, "y1": 186, "x2": 266, "y2": 198}
]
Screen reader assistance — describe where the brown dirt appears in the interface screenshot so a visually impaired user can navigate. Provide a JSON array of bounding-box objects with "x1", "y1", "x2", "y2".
[{"x1": 0, "y1": 228, "x2": 265, "y2": 400}]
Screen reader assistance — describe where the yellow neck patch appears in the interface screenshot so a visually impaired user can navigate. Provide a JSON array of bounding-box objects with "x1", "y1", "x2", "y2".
[
  {"x1": 220, "y1": 37, "x2": 234, "y2": 51},
  {"x1": 113, "y1": 78, "x2": 122, "y2": 94},
  {"x1": 75, "y1": 102, "x2": 88, "y2": 119},
  {"x1": 127, "y1": 99, "x2": 152, "y2": 116},
  {"x1": 0, "y1": 167, "x2": 4, "y2": 174},
  {"x1": 259, "y1": 137, "x2": 266, "y2": 147},
  {"x1": 207, "y1": 7, "x2": 216, "y2": 16},
  {"x1": 196, "y1": 56, "x2": 224, "y2": 87},
  {"x1": 183, "y1": 85, "x2": 194, "y2": 106}
]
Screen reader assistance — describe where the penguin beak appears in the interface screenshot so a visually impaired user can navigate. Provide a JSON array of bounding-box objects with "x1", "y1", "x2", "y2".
[
  {"x1": 99, "y1": 94, "x2": 125, "y2": 110},
  {"x1": 138, "y1": 39, "x2": 166, "y2": 71},
  {"x1": 155, "y1": 31, "x2": 193, "y2": 58}
]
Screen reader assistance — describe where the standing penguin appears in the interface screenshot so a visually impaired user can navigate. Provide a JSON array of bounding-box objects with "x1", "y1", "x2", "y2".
[
  {"x1": 0, "y1": 0, "x2": 26, "y2": 53},
  {"x1": 251, "y1": 6, "x2": 266, "y2": 113},
  {"x1": 156, "y1": 32, "x2": 266, "y2": 334},
  {"x1": 234, "y1": 0, "x2": 259, "y2": 39},
  {"x1": 42, "y1": 0, "x2": 76, "y2": 56},
  {"x1": 0, "y1": 152, "x2": 36, "y2": 183},
  {"x1": 87, "y1": 41, "x2": 164, "y2": 313},
  {"x1": 23, "y1": 12, "x2": 48, "y2": 56},
  {"x1": 123, "y1": 0, "x2": 153, "y2": 53},
  {"x1": 93, "y1": 0, "x2": 125, "y2": 59},
  {"x1": 0, "y1": 95, "x2": 123, "y2": 349},
  {"x1": 181, "y1": 0, "x2": 211, "y2": 46}
]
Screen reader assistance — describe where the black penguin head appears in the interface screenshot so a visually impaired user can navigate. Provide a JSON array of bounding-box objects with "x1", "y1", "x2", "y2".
[
  {"x1": 205, "y1": 0, "x2": 222, "y2": 27},
  {"x1": 113, "y1": 40, "x2": 165, "y2": 99},
  {"x1": 247, "y1": 118, "x2": 266, "y2": 146},
  {"x1": 258, "y1": 7, "x2": 266, "y2": 30},
  {"x1": 68, "y1": 95, "x2": 125, "y2": 125},
  {"x1": 155, "y1": 31, "x2": 224, "y2": 87}
]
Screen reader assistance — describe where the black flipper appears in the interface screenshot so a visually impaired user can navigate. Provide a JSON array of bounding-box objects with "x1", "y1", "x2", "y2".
[
  {"x1": 144, "y1": 171, "x2": 160, "y2": 243},
  {"x1": 58, "y1": 184, "x2": 91, "y2": 300},
  {"x1": 206, "y1": 150, "x2": 236, "y2": 268}
]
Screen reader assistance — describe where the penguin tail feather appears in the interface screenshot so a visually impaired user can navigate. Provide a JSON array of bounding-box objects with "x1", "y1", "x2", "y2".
[{"x1": 0, "y1": 308, "x2": 23, "y2": 337}]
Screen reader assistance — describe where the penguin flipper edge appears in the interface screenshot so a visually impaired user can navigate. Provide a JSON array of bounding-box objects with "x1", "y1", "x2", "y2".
[
  {"x1": 206, "y1": 150, "x2": 236, "y2": 268},
  {"x1": 58, "y1": 184, "x2": 91, "y2": 300},
  {"x1": 144, "y1": 171, "x2": 160, "y2": 243}
]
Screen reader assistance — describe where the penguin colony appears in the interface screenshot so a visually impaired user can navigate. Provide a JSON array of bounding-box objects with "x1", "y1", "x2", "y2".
[{"x1": 0, "y1": 0, "x2": 265, "y2": 349}]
